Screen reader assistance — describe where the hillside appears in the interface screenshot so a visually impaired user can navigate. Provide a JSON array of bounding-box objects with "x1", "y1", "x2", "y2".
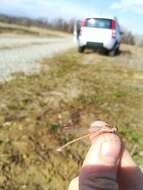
[
  {"x1": 0, "y1": 13, "x2": 74, "y2": 36},
  {"x1": 0, "y1": 21, "x2": 70, "y2": 38},
  {"x1": 0, "y1": 44, "x2": 143, "y2": 189}
]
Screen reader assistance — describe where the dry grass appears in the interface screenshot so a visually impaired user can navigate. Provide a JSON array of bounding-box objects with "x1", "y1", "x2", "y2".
[
  {"x1": 0, "y1": 22, "x2": 70, "y2": 37},
  {"x1": 0, "y1": 44, "x2": 143, "y2": 189}
]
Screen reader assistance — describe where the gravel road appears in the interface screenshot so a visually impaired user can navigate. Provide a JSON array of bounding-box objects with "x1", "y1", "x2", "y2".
[{"x1": 0, "y1": 36, "x2": 75, "y2": 81}]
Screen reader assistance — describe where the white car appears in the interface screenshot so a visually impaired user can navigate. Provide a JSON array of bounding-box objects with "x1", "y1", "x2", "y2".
[{"x1": 75, "y1": 16, "x2": 121, "y2": 56}]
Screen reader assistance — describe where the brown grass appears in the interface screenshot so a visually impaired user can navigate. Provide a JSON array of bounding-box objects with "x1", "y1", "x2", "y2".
[
  {"x1": 0, "y1": 44, "x2": 143, "y2": 189},
  {"x1": 0, "y1": 22, "x2": 70, "y2": 37}
]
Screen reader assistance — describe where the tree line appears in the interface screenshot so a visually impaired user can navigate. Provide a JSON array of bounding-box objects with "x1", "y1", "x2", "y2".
[
  {"x1": 0, "y1": 13, "x2": 142, "y2": 46},
  {"x1": 0, "y1": 13, "x2": 75, "y2": 33}
]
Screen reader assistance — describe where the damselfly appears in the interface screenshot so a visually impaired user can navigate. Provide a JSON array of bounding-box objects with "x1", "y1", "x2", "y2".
[{"x1": 56, "y1": 121, "x2": 117, "y2": 152}]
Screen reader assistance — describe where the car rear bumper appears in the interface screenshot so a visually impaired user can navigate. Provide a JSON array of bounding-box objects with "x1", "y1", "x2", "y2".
[
  {"x1": 86, "y1": 42, "x2": 104, "y2": 49},
  {"x1": 79, "y1": 39, "x2": 117, "y2": 50}
]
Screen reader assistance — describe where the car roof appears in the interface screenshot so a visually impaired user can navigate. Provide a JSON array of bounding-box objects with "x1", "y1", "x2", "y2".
[{"x1": 83, "y1": 15, "x2": 117, "y2": 20}]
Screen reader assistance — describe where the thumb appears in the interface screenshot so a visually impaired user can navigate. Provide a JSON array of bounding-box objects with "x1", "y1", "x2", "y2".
[{"x1": 80, "y1": 130, "x2": 122, "y2": 190}]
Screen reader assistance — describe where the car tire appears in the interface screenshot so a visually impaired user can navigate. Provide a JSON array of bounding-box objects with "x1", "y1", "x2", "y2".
[
  {"x1": 109, "y1": 47, "x2": 117, "y2": 56},
  {"x1": 78, "y1": 46, "x2": 85, "y2": 53},
  {"x1": 116, "y1": 47, "x2": 120, "y2": 55},
  {"x1": 109, "y1": 42, "x2": 120, "y2": 56}
]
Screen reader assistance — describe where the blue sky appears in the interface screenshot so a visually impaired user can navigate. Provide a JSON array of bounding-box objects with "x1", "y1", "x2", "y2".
[{"x1": 0, "y1": 0, "x2": 143, "y2": 35}]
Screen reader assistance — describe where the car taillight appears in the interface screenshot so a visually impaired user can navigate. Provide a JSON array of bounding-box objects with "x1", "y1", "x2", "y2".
[
  {"x1": 112, "y1": 20, "x2": 116, "y2": 38},
  {"x1": 112, "y1": 20, "x2": 116, "y2": 30},
  {"x1": 82, "y1": 19, "x2": 86, "y2": 27}
]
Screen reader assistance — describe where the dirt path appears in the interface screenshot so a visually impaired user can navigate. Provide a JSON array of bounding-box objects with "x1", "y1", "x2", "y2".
[{"x1": 0, "y1": 36, "x2": 74, "y2": 81}]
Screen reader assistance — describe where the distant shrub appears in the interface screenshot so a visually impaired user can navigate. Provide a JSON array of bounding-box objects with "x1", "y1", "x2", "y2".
[
  {"x1": 121, "y1": 31, "x2": 135, "y2": 45},
  {"x1": 135, "y1": 37, "x2": 143, "y2": 47},
  {"x1": 0, "y1": 13, "x2": 75, "y2": 33}
]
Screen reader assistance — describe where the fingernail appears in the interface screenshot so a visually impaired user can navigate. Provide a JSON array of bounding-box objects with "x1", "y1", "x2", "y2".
[{"x1": 101, "y1": 142, "x2": 119, "y2": 165}]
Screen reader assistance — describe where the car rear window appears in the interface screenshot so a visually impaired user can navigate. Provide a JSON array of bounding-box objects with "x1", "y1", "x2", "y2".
[{"x1": 86, "y1": 18, "x2": 112, "y2": 29}]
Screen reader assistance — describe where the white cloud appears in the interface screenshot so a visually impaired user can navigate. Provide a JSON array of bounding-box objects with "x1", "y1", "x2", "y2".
[{"x1": 111, "y1": 0, "x2": 143, "y2": 14}]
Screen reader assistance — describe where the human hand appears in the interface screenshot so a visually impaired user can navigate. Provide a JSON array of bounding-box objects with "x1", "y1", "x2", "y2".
[{"x1": 68, "y1": 121, "x2": 143, "y2": 190}]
